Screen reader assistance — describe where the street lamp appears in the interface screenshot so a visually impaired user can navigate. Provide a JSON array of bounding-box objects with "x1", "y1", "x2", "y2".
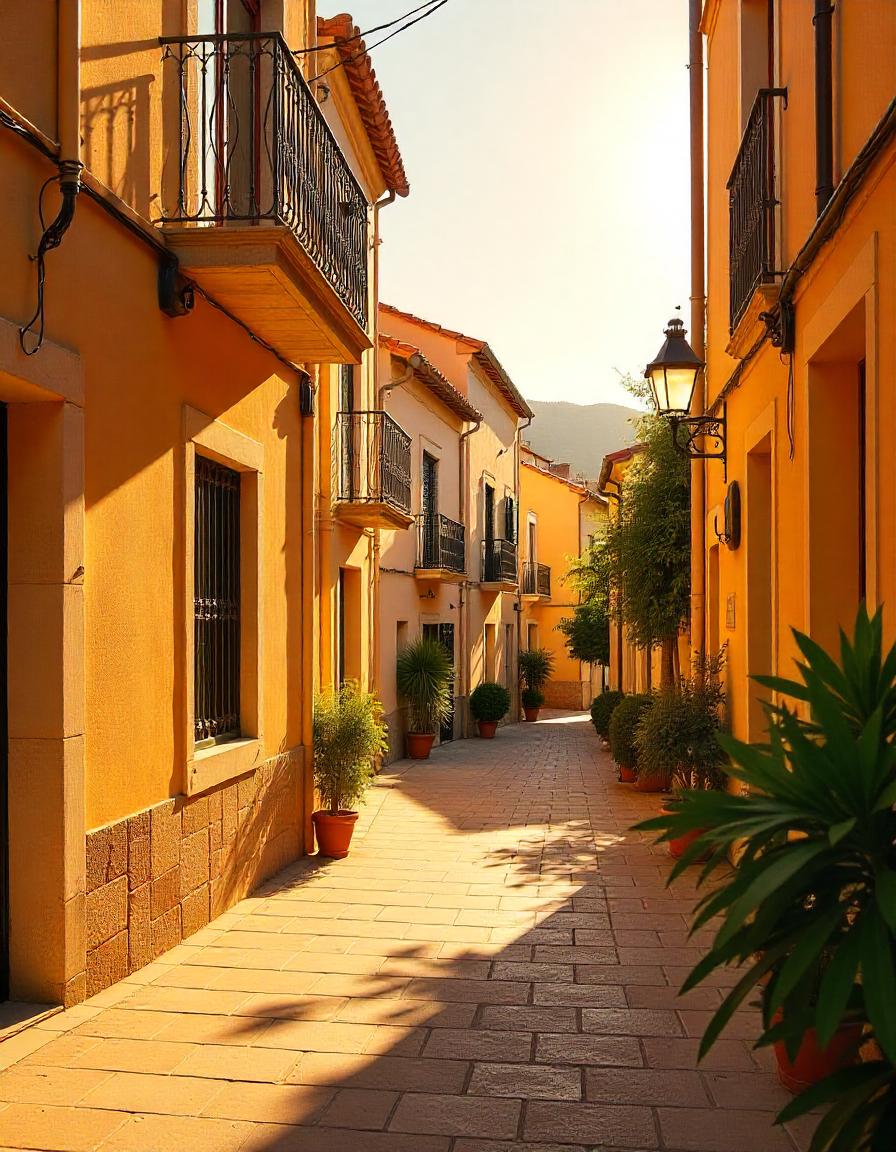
[{"x1": 645, "y1": 316, "x2": 726, "y2": 472}]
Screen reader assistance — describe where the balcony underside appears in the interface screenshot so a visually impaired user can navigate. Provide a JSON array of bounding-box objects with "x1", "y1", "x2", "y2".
[
  {"x1": 164, "y1": 225, "x2": 371, "y2": 364},
  {"x1": 520, "y1": 591, "x2": 549, "y2": 603},
  {"x1": 334, "y1": 500, "x2": 413, "y2": 530},
  {"x1": 480, "y1": 579, "x2": 518, "y2": 593},
  {"x1": 415, "y1": 567, "x2": 465, "y2": 585}
]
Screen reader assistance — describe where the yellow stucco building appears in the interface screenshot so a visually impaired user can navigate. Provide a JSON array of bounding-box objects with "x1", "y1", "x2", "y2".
[
  {"x1": 0, "y1": 3, "x2": 406, "y2": 1004},
  {"x1": 697, "y1": 0, "x2": 895, "y2": 741},
  {"x1": 519, "y1": 446, "x2": 608, "y2": 709}
]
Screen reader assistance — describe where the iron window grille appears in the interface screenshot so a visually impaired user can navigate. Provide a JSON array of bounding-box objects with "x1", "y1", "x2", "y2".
[
  {"x1": 727, "y1": 88, "x2": 787, "y2": 332},
  {"x1": 417, "y1": 513, "x2": 466, "y2": 574},
  {"x1": 159, "y1": 32, "x2": 370, "y2": 330},
  {"x1": 194, "y1": 456, "x2": 241, "y2": 745},
  {"x1": 333, "y1": 411, "x2": 412, "y2": 514}
]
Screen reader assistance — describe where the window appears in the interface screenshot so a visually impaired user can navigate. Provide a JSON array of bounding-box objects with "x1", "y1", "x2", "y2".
[
  {"x1": 504, "y1": 623, "x2": 514, "y2": 689},
  {"x1": 504, "y1": 495, "x2": 516, "y2": 543},
  {"x1": 739, "y1": 0, "x2": 774, "y2": 130},
  {"x1": 194, "y1": 456, "x2": 241, "y2": 746},
  {"x1": 527, "y1": 623, "x2": 538, "y2": 650}
]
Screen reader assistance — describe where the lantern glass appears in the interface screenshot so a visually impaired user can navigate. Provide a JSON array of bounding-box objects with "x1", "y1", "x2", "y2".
[{"x1": 663, "y1": 366, "x2": 698, "y2": 415}]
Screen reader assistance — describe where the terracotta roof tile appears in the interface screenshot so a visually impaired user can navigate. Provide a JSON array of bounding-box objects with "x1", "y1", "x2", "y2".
[
  {"x1": 379, "y1": 304, "x2": 533, "y2": 420},
  {"x1": 381, "y1": 334, "x2": 482, "y2": 423},
  {"x1": 317, "y1": 14, "x2": 409, "y2": 197}
]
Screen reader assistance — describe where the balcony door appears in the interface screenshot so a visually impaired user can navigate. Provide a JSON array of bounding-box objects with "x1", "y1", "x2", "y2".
[
  {"x1": 197, "y1": 0, "x2": 261, "y2": 220},
  {"x1": 339, "y1": 365, "x2": 355, "y2": 501},
  {"x1": 422, "y1": 453, "x2": 438, "y2": 568},
  {"x1": 0, "y1": 405, "x2": 7, "y2": 999}
]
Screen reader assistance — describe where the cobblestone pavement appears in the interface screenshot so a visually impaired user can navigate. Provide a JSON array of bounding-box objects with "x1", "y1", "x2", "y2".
[{"x1": 0, "y1": 712, "x2": 816, "y2": 1151}]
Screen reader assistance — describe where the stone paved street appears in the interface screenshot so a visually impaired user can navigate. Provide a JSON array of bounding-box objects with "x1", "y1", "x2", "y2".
[{"x1": 0, "y1": 712, "x2": 815, "y2": 1151}]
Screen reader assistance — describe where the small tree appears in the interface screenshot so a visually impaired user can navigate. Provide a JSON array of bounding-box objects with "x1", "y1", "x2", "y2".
[
  {"x1": 557, "y1": 600, "x2": 610, "y2": 665},
  {"x1": 313, "y1": 682, "x2": 388, "y2": 815},
  {"x1": 599, "y1": 408, "x2": 690, "y2": 686}
]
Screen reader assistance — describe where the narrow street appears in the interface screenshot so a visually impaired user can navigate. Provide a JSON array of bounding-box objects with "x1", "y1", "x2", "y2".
[{"x1": 0, "y1": 713, "x2": 812, "y2": 1152}]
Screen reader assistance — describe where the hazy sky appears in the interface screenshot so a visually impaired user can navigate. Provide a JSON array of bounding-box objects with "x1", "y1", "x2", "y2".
[{"x1": 340, "y1": 0, "x2": 692, "y2": 407}]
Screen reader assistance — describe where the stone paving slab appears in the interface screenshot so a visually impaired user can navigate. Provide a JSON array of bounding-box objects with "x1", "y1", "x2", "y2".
[{"x1": 0, "y1": 712, "x2": 816, "y2": 1151}]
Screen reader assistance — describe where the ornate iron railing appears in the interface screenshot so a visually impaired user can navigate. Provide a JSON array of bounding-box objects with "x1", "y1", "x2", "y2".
[
  {"x1": 417, "y1": 514, "x2": 466, "y2": 574},
  {"x1": 482, "y1": 538, "x2": 518, "y2": 584},
  {"x1": 159, "y1": 33, "x2": 369, "y2": 329},
  {"x1": 727, "y1": 88, "x2": 787, "y2": 332},
  {"x1": 333, "y1": 412, "x2": 411, "y2": 514},
  {"x1": 522, "y1": 560, "x2": 551, "y2": 597}
]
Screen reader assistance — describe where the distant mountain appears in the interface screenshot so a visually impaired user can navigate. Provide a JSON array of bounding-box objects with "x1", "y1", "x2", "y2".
[{"x1": 524, "y1": 400, "x2": 641, "y2": 481}]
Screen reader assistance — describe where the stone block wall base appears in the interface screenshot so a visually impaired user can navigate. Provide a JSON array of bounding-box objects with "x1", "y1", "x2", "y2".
[
  {"x1": 84, "y1": 749, "x2": 303, "y2": 998},
  {"x1": 544, "y1": 681, "x2": 589, "y2": 710}
]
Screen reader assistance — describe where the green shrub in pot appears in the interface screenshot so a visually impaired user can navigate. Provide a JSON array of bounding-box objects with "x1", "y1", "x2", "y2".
[
  {"x1": 636, "y1": 607, "x2": 896, "y2": 1151},
  {"x1": 470, "y1": 681, "x2": 511, "y2": 724},
  {"x1": 608, "y1": 693, "x2": 652, "y2": 779},
  {"x1": 312, "y1": 682, "x2": 388, "y2": 857},
  {"x1": 396, "y1": 636, "x2": 453, "y2": 758},
  {"x1": 590, "y1": 690, "x2": 624, "y2": 739}
]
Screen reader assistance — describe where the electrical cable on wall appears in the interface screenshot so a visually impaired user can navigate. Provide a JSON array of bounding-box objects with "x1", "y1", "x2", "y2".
[
  {"x1": 309, "y1": 0, "x2": 450, "y2": 84},
  {"x1": 293, "y1": 0, "x2": 444, "y2": 56}
]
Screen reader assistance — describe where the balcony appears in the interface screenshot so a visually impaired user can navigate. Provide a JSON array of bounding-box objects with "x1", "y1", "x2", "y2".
[
  {"x1": 158, "y1": 33, "x2": 370, "y2": 363},
  {"x1": 415, "y1": 514, "x2": 466, "y2": 583},
  {"x1": 481, "y1": 539, "x2": 518, "y2": 591},
  {"x1": 521, "y1": 560, "x2": 551, "y2": 600},
  {"x1": 727, "y1": 88, "x2": 787, "y2": 335},
  {"x1": 332, "y1": 412, "x2": 413, "y2": 530}
]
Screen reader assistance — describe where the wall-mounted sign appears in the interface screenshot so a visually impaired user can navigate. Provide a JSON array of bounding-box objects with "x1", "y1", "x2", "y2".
[{"x1": 726, "y1": 593, "x2": 736, "y2": 631}]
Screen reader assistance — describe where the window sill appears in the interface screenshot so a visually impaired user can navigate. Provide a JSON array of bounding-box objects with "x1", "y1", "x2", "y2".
[{"x1": 187, "y1": 736, "x2": 261, "y2": 797}]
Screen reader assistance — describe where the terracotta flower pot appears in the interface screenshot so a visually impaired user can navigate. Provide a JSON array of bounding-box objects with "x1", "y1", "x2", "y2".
[
  {"x1": 477, "y1": 720, "x2": 498, "y2": 739},
  {"x1": 636, "y1": 772, "x2": 670, "y2": 793},
  {"x1": 523, "y1": 707, "x2": 540, "y2": 722},
  {"x1": 668, "y1": 824, "x2": 710, "y2": 860},
  {"x1": 775, "y1": 1024, "x2": 863, "y2": 1094},
  {"x1": 312, "y1": 810, "x2": 359, "y2": 859},
  {"x1": 406, "y1": 732, "x2": 435, "y2": 760},
  {"x1": 618, "y1": 764, "x2": 637, "y2": 783}
]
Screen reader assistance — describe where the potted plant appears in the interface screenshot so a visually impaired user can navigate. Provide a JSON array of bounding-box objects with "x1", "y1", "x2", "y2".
[
  {"x1": 640, "y1": 650, "x2": 727, "y2": 855},
  {"x1": 636, "y1": 607, "x2": 896, "y2": 1149},
  {"x1": 470, "y1": 681, "x2": 511, "y2": 738},
  {"x1": 519, "y1": 647, "x2": 555, "y2": 721},
  {"x1": 396, "y1": 636, "x2": 453, "y2": 759},
  {"x1": 608, "y1": 693, "x2": 651, "y2": 783},
  {"x1": 312, "y1": 681, "x2": 387, "y2": 859},
  {"x1": 590, "y1": 690, "x2": 624, "y2": 743},
  {"x1": 632, "y1": 686, "x2": 686, "y2": 794}
]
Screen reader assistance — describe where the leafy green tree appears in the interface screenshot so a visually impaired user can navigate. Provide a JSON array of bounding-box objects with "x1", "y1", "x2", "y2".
[
  {"x1": 603, "y1": 410, "x2": 690, "y2": 685},
  {"x1": 557, "y1": 600, "x2": 610, "y2": 665}
]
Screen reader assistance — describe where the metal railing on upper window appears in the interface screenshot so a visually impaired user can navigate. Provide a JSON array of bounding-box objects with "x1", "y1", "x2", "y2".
[
  {"x1": 159, "y1": 33, "x2": 369, "y2": 329},
  {"x1": 482, "y1": 538, "x2": 518, "y2": 584},
  {"x1": 194, "y1": 456, "x2": 241, "y2": 745},
  {"x1": 333, "y1": 411, "x2": 412, "y2": 514},
  {"x1": 727, "y1": 88, "x2": 787, "y2": 332},
  {"x1": 522, "y1": 560, "x2": 551, "y2": 597},
  {"x1": 417, "y1": 514, "x2": 466, "y2": 574}
]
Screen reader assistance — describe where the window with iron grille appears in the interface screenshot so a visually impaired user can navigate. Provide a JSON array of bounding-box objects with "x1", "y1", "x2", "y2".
[{"x1": 194, "y1": 456, "x2": 241, "y2": 745}]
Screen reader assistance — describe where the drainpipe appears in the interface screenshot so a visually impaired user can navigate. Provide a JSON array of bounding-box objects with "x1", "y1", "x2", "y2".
[
  {"x1": 514, "y1": 416, "x2": 532, "y2": 715},
  {"x1": 458, "y1": 416, "x2": 482, "y2": 735},
  {"x1": 370, "y1": 189, "x2": 397, "y2": 706},
  {"x1": 689, "y1": 0, "x2": 706, "y2": 660},
  {"x1": 814, "y1": 1, "x2": 835, "y2": 215}
]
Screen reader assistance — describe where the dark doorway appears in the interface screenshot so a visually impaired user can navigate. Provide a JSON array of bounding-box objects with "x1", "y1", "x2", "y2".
[
  {"x1": 423, "y1": 622, "x2": 455, "y2": 743},
  {"x1": 0, "y1": 404, "x2": 8, "y2": 1000},
  {"x1": 484, "y1": 483, "x2": 495, "y2": 545}
]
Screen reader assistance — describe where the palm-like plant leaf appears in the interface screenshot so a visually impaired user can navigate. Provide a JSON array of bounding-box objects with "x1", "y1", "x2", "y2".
[{"x1": 633, "y1": 606, "x2": 896, "y2": 1152}]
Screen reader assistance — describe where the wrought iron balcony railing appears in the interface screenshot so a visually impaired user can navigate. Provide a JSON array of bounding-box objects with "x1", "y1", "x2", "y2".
[
  {"x1": 727, "y1": 88, "x2": 787, "y2": 332},
  {"x1": 482, "y1": 538, "x2": 518, "y2": 585},
  {"x1": 159, "y1": 33, "x2": 369, "y2": 329},
  {"x1": 417, "y1": 514, "x2": 466, "y2": 574},
  {"x1": 522, "y1": 560, "x2": 551, "y2": 597},
  {"x1": 333, "y1": 411, "x2": 411, "y2": 514}
]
